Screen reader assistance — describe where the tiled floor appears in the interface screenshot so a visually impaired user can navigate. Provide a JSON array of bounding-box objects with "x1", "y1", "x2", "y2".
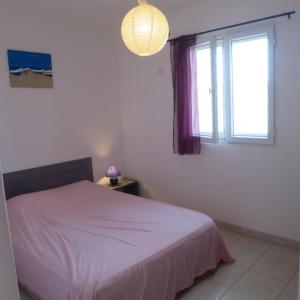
[
  {"x1": 19, "y1": 230, "x2": 299, "y2": 300},
  {"x1": 177, "y1": 230, "x2": 299, "y2": 300}
]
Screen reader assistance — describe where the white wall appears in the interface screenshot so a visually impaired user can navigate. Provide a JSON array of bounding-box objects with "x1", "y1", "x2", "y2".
[
  {"x1": 0, "y1": 3, "x2": 124, "y2": 298},
  {"x1": 0, "y1": 173, "x2": 19, "y2": 300},
  {"x1": 0, "y1": 1, "x2": 298, "y2": 297},
  {"x1": 118, "y1": 0, "x2": 300, "y2": 241},
  {"x1": 0, "y1": 3, "x2": 124, "y2": 180}
]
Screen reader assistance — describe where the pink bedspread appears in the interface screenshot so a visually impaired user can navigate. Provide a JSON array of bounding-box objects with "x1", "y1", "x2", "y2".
[{"x1": 7, "y1": 180, "x2": 234, "y2": 300}]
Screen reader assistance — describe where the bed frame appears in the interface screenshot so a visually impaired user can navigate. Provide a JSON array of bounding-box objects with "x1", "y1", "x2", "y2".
[{"x1": 3, "y1": 157, "x2": 94, "y2": 200}]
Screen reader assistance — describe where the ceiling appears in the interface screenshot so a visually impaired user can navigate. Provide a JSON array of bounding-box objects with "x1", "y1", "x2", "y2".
[
  {"x1": 6, "y1": 0, "x2": 202, "y2": 15},
  {"x1": 5, "y1": 0, "x2": 203, "y2": 30},
  {"x1": 90, "y1": 0, "x2": 202, "y2": 11}
]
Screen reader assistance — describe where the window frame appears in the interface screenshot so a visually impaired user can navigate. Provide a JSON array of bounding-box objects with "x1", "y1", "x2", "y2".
[
  {"x1": 223, "y1": 24, "x2": 276, "y2": 144},
  {"x1": 193, "y1": 23, "x2": 276, "y2": 145}
]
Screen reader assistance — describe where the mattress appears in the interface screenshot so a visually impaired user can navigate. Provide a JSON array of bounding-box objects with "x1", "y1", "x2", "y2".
[{"x1": 7, "y1": 180, "x2": 234, "y2": 300}]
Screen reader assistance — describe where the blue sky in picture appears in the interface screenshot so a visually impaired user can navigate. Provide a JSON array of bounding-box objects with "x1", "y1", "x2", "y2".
[{"x1": 7, "y1": 50, "x2": 52, "y2": 75}]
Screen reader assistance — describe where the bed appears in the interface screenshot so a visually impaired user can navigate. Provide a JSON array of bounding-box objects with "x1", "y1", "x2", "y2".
[{"x1": 4, "y1": 158, "x2": 234, "y2": 300}]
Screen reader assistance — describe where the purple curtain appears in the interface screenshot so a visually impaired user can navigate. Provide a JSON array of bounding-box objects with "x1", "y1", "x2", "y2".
[{"x1": 170, "y1": 35, "x2": 201, "y2": 155}]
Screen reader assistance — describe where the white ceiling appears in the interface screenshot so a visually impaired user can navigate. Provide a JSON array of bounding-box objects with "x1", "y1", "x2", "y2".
[
  {"x1": 92, "y1": 0, "x2": 202, "y2": 11},
  {"x1": 7, "y1": 0, "x2": 202, "y2": 15},
  {"x1": 5, "y1": 0, "x2": 203, "y2": 30}
]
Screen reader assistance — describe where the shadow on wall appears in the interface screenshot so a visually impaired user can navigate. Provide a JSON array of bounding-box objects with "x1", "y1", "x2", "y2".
[{"x1": 138, "y1": 184, "x2": 153, "y2": 199}]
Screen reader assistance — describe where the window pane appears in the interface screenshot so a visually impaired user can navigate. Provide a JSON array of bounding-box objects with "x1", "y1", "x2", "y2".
[
  {"x1": 217, "y1": 42, "x2": 224, "y2": 138},
  {"x1": 231, "y1": 35, "x2": 269, "y2": 137},
  {"x1": 196, "y1": 43, "x2": 213, "y2": 137}
]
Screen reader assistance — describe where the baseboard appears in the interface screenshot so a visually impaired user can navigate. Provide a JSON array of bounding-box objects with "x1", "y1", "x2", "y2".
[{"x1": 215, "y1": 220, "x2": 300, "y2": 250}]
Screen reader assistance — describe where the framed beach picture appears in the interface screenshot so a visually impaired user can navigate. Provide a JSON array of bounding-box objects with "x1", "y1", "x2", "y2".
[{"x1": 7, "y1": 50, "x2": 53, "y2": 88}]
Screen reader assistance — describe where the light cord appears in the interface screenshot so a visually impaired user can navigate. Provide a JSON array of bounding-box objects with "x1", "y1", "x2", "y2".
[{"x1": 138, "y1": 0, "x2": 148, "y2": 5}]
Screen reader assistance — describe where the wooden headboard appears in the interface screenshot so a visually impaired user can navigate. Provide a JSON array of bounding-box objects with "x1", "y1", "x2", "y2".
[{"x1": 3, "y1": 157, "x2": 94, "y2": 200}]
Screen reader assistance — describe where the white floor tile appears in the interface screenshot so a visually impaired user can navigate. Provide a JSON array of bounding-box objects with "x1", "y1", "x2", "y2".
[
  {"x1": 231, "y1": 270, "x2": 285, "y2": 300},
  {"x1": 229, "y1": 238, "x2": 272, "y2": 268},
  {"x1": 277, "y1": 281, "x2": 298, "y2": 300},
  {"x1": 290, "y1": 271, "x2": 299, "y2": 286},
  {"x1": 221, "y1": 289, "x2": 262, "y2": 300},
  {"x1": 251, "y1": 253, "x2": 298, "y2": 282},
  {"x1": 233, "y1": 237, "x2": 272, "y2": 253},
  {"x1": 211, "y1": 263, "x2": 247, "y2": 286},
  {"x1": 183, "y1": 278, "x2": 227, "y2": 300},
  {"x1": 268, "y1": 245, "x2": 299, "y2": 264},
  {"x1": 220, "y1": 230, "x2": 243, "y2": 248}
]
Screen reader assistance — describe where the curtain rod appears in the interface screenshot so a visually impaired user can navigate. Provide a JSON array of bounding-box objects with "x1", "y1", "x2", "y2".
[{"x1": 168, "y1": 10, "x2": 296, "y2": 42}]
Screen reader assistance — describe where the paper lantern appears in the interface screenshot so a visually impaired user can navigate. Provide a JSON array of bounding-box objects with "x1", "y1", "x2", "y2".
[{"x1": 121, "y1": 0, "x2": 169, "y2": 56}]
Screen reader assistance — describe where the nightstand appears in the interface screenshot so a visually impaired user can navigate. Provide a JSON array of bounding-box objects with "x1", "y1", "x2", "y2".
[{"x1": 100, "y1": 178, "x2": 139, "y2": 196}]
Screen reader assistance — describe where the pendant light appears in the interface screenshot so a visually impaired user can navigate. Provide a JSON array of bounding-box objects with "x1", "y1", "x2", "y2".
[{"x1": 121, "y1": 0, "x2": 170, "y2": 57}]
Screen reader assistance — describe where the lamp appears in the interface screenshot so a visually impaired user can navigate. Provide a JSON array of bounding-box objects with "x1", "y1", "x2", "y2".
[
  {"x1": 121, "y1": 0, "x2": 169, "y2": 56},
  {"x1": 106, "y1": 166, "x2": 121, "y2": 186}
]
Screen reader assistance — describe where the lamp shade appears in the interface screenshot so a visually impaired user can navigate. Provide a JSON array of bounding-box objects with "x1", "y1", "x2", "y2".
[
  {"x1": 106, "y1": 166, "x2": 121, "y2": 178},
  {"x1": 121, "y1": 2, "x2": 169, "y2": 56}
]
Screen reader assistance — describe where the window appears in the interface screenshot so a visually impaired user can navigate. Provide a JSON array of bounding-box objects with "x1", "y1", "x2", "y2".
[{"x1": 193, "y1": 25, "x2": 275, "y2": 144}]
